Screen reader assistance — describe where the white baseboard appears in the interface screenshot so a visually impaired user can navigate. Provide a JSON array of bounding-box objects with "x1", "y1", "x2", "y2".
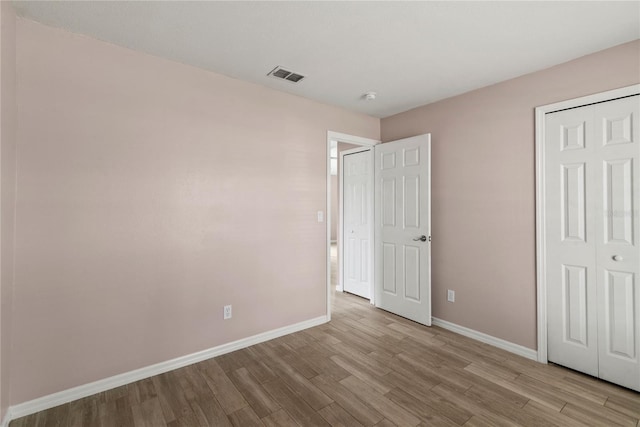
[
  {"x1": 9, "y1": 315, "x2": 328, "y2": 420},
  {"x1": 431, "y1": 317, "x2": 537, "y2": 361},
  {"x1": 1, "y1": 408, "x2": 11, "y2": 427}
]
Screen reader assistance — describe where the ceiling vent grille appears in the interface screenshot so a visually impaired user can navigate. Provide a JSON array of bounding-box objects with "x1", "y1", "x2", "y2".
[{"x1": 268, "y1": 66, "x2": 305, "y2": 83}]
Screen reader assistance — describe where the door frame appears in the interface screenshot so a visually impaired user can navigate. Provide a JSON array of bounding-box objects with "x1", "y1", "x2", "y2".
[
  {"x1": 339, "y1": 146, "x2": 375, "y2": 301},
  {"x1": 535, "y1": 84, "x2": 640, "y2": 363},
  {"x1": 326, "y1": 131, "x2": 379, "y2": 320}
]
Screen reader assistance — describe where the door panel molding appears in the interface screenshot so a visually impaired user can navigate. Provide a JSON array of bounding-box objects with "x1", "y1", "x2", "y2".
[
  {"x1": 603, "y1": 269, "x2": 635, "y2": 359},
  {"x1": 536, "y1": 84, "x2": 640, "y2": 366},
  {"x1": 562, "y1": 264, "x2": 588, "y2": 347},
  {"x1": 604, "y1": 158, "x2": 634, "y2": 245}
]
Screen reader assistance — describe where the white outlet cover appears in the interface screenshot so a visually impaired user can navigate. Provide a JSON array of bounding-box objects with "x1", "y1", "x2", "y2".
[
  {"x1": 447, "y1": 290, "x2": 455, "y2": 303},
  {"x1": 317, "y1": 211, "x2": 324, "y2": 222}
]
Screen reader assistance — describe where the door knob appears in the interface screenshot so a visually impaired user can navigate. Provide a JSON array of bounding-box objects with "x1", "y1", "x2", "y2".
[
  {"x1": 413, "y1": 235, "x2": 427, "y2": 242},
  {"x1": 612, "y1": 255, "x2": 623, "y2": 262}
]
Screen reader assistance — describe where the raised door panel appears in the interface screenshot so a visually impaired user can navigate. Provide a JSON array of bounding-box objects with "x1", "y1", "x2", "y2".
[
  {"x1": 404, "y1": 245, "x2": 420, "y2": 301},
  {"x1": 360, "y1": 239, "x2": 369, "y2": 283},
  {"x1": 382, "y1": 243, "x2": 397, "y2": 295},
  {"x1": 403, "y1": 175, "x2": 420, "y2": 229},
  {"x1": 603, "y1": 112, "x2": 633, "y2": 146},
  {"x1": 561, "y1": 121, "x2": 586, "y2": 151},
  {"x1": 603, "y1": 158, "x2": 634, "y2": 245},
  {"x1": 382, "y1": 178, "x2": 396, "y2": 227},
  {"x1": 561, "y1": 163, "x2": 587, "y2": 242},
  {"x1": 603, "y1": 271, "x2": 635, "y2": 360},
  {"x1": 562, "y1": 265, "x2": 588, "y2": 347},
  {"x1": 347, "y1": 237, "x2": 356, "y2": 280},
  {"x1": 382, "y1": 152, "x2": 396, "y2": 170}
]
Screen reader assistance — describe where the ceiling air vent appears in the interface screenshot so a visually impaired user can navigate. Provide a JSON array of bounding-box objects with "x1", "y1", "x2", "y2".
[{"x1": 268, "y1": 66, "x2": 305, "y2": 83}]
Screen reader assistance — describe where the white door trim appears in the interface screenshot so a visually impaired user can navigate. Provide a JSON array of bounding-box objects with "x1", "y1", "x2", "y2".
[
  {"x1": 339, "y1": 146, "x2": 375, "y2": 302},
  {"x1": 326, "y1": 131, "x2": 379, "y2": 319},
  {"x1": 535, "y1": 84, "x2": 640, "y2": 363}
]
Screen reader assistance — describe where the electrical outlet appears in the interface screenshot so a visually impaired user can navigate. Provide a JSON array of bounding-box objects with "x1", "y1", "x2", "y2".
[
  {"x1": 223, "y1": 305, "x2": 232, "y2": 320},
  {"x1": 447, "y1": 290, "x2": 455, "y2": 303}
]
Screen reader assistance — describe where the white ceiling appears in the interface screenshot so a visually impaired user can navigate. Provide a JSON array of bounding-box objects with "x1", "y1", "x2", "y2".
[{"x1": 13, "y1": 1, "x2": 640, "y2": 118}]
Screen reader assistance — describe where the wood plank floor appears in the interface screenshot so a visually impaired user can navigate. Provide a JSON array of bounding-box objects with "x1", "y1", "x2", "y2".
[{"x1": 11, "y1": 290, "x2": 640, "y2": 426}]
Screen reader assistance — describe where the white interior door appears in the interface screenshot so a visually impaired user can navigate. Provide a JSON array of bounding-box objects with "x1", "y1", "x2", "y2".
[
  {"x1": 374, "y1": 134, "x2": 431, "y2": 325},
  {"x1": 545, "y1": 95, "x2": 640, "y2": 391},
  {"x1": 342, "y1": 149, "x2": 373, "y2": 299}
]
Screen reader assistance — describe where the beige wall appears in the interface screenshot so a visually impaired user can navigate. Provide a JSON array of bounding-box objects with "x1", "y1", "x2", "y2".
[
  {"x1": 12, "y1": 19, "x2": 378, "y2": 404},
  {"x1": 0, "y1": 1, "x2": 17, "y2": 420},
  {"x1": 382, "y1": 40, "x2": 640, "y2": 349}
]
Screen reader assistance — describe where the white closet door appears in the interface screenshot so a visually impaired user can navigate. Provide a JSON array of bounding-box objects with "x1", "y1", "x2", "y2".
[
  {"x1": 545, "y1": 105, "x2": 599, "y2": 377},
  {"x1": 546, "y1": 95, "x2": 640, "y2": 391},
  {"x1": 593, "y1": 97, "x2": 639, "y2": 391},
  {"x1": 343, "y1": 149, "x2": 373, "y2": 299}
]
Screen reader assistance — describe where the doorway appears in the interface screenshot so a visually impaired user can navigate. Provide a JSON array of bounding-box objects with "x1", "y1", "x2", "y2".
[
  {"x1": 326, "y1": 131, "x2": 433, "y2": 327},
  {"x1": 326, "y1": 132, "x2": 379, "y2": 319}
]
